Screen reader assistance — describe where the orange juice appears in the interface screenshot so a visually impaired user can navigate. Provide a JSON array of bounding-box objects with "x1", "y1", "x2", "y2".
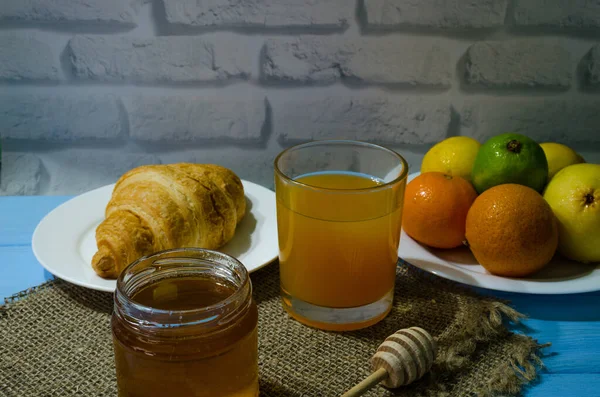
[{"x1": 276, "y1": 171, "x2": 404, "y2": 313}]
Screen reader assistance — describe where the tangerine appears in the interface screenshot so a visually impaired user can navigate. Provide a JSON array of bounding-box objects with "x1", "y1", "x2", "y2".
[
  {"x1": 402, "y1": 172, "x2": 478, "y2": 249},
  {"x1": 465, "y1": 184, "x2": 558, "y2": 277}
]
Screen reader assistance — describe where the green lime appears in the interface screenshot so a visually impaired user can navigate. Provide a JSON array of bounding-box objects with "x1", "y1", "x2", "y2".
[{"x1": 471, "y1": 132, "x2": 548, "y2": 194}]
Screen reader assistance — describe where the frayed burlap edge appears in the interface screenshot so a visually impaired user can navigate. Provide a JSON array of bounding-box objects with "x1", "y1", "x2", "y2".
[
  {"x1": 480, "y1": 334, "x2": 551, "y2": 397},
  {"x1": 386, "y1": 262, "x2": 552, "y2": 397},
  {"x1": 2, "y1": 279, "x2": 57, "y2": 308}
]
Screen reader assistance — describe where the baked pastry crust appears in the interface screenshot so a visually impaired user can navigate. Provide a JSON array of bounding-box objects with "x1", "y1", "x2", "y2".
[{"x1": 91, "y1": 163, "x2": 246, "y2": 279}]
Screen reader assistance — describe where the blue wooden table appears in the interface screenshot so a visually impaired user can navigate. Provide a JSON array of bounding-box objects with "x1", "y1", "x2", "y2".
[{"x1": 1, "y1": 196, "x2": 599, "y2": 396}]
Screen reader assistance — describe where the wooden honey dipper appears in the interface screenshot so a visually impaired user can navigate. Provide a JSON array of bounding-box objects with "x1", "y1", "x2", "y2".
[{"x1": 341, "y1": 327, "x2": 437, "y2": 397}]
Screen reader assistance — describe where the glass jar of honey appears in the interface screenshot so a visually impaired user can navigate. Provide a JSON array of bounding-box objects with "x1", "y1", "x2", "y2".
[{"x1": 111, "y1": 248, "x2": 259, "y2": 397}]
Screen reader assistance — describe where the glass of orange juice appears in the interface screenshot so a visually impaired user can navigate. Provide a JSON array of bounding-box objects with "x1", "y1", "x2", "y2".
[{"x1": 274, "y1": 140, "x2": 408, "y2": 331}]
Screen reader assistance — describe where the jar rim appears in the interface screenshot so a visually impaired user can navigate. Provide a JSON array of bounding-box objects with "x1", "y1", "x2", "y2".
[{"x1": 115, "y1": 248, "x2": 251, "y2": 320}]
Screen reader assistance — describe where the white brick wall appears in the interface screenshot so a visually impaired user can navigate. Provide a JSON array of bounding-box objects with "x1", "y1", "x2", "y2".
[
  {"x1": 587, "y1": 44, "x2": 600, "y2": 87},
  {"x1": 274, "y1": 96, "x2": 450, "y2": 144},
  {"x1": 0, "y1": 32, "x2": 60, "y2": 82},
  {"x1": 68, "y1": 36, "x2": 254, "y2": 83},
  {"x1": 0, "y1": 0, "x2": 136, "y2": 25},
  {"x1": 0, "y1": 0, "x2": 599, "y2": 196},
  {"x1": 512, "y1": 0, "x2": 600, "y2": 29},
  {"x1": 459, "y1": 99, "x2": 600, "y2": 142},
  {"x1": 364, "y1": 0, "x2": 508, "y2": 30},
  {"x1": 124, "y1": 95, "x2": 267, "y2": 142},
  {"x1": 163, "y1": 0, "x2": 353, "y2": 29},
  {"x1": 464, "y1": 40, "x2": 572, "y2": 89},
  {"x1": 0, "y1": 94, "x2": 123, "y2": 140},
  {"x1": 262, "y1": 37, "x2": 452, "y2": 86}
]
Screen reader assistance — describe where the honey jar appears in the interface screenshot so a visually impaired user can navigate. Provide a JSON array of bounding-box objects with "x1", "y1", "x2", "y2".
[{"x1": 111, "y1": 248, "x2": 259, "y2": 397}]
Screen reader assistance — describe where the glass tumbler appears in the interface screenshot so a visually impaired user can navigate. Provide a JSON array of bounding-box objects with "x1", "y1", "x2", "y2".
[
  {"x1": 274, "y1": 140, "x2": 408, "y2": 331},
  {"x1": 111, "y1": 248, "x2": 259, "y2": 397}
]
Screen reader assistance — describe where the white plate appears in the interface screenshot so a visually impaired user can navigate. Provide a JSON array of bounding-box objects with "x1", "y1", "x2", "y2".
[
  {"x1": 32, "y1": 180, "x2": 279, "y2": 292},
  {"x1": 398, "y1": 172, "x2": 600, "y2": 294}
]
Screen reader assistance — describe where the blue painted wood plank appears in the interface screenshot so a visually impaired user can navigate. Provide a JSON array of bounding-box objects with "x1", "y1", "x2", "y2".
[
  {"x1": 483, "y1": 290, "x2": 600, "y2": 322},
  {"x1": 0, "y1": 245, "x2": 53, "y2": 300},
  {"x1": 0, "y1": 196, "x2": 71, "y2": 246},
  {"x1": 516, "y1": 319, "x2": 600, "y2": 374},
  {"x1": 523, "y1": 374, "x2": 600, "y2": 396}
]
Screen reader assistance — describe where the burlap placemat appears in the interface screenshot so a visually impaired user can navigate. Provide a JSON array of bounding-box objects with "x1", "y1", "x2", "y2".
[{"x1": 0, "y1": 261, "x2": 549, "y2": 397}]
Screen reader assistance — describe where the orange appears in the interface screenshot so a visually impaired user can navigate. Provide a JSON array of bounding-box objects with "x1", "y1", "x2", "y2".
[
  {"x1": 402, "y1": 172, "x2": 478, "y2": 249},
  {"x1": 465, "y1": 184, "x2": 558, "y2": 277}
]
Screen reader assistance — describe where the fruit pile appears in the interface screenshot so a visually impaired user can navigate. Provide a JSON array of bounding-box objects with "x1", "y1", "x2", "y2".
[{"x1": 403, "y1": 133, "x2": 600, "y2": 278}]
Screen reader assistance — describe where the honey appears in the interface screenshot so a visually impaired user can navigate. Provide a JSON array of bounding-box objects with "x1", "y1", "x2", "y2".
[{"x1": 111, "y1": 249, "x2": 259, "y2": 397}]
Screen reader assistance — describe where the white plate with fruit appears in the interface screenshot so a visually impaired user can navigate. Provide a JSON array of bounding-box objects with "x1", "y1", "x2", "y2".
[{"x1": 398, "y1": 134, "x2": 600, "y2": 295}]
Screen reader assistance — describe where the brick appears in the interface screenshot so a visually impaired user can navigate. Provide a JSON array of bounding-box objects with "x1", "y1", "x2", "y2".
[
  {"x1": 46, "y1": 150, "x2": 161, "y2": 195},
  {"x1": 0, "y1": 0, "x2": 135, "y2": 25},
  {"x1": 68, "y1": 36, "x2": 252, "y2": 83},
  {"x1": 460, "y1": 99, "x2": 600, "y2": 143},
  {"x1": 364, "y1": 0, "x2": 508, "y2": 29},
  {"x1": 162, "y1": 0, "x2": 352, "y2": 29},
  {"x1": 513, "y1": 0, "x2": 600, "y2": 29},
  {"x1": 124, "y1": 96, "x2": 267, "y2": 142},
  {"x1": 262, "y1": 37, "x2": 451, "y2": 86},
  {"x1": 465, "y1": 40, "x2": 572, "y2": 88},
  {"x1": 178, "y1": 146, "x2": 283, "y2": 190},
  {"x1": 0, "y1": 95, "x2": 123, "y2": 140},
  {"x1": 586, "y1": 44, "x2": 600, "y2": 87},
  {"x1": 274, "y1": 96, "x2": 450, "y2": 144},
  {"x1": 0, "y1": 32, "x2": 60, "y2": 82},
  {"x1": 0, "y1": 154, "x2": 43, "y2": 196}
]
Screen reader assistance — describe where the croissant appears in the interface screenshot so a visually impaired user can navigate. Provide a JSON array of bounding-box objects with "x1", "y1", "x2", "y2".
[{"x1": 91, "y1": 163, "x2": 246, "y2": 279}]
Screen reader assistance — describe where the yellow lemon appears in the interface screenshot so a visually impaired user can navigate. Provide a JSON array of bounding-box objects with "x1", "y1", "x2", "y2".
[
  {"x1": 540, "y1": 142, "x2": 585, "y2": 180},
  {"x1": 421, "y1": 137, "x2": 481, "y2": 182}
]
